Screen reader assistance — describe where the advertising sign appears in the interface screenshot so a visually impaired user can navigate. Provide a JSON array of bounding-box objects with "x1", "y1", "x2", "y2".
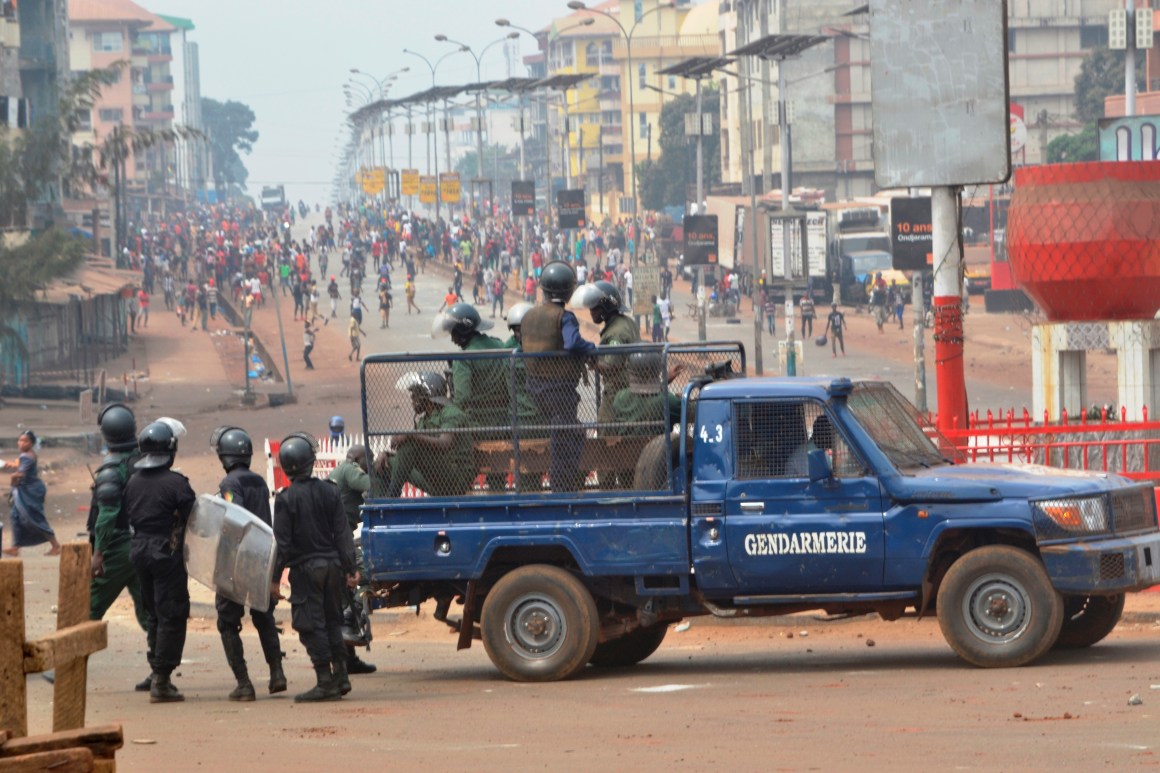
[
  {"x1": 733, "y1": 205, "x2": 746, "y2": 267},
  {"x1": 890, "y1": 196, "x2": 933, "y2": 271},
  {"x1": 683, "y1": 215, "x2": 719, "y2": 266},
  {"x1": 419, "y1": 175, "x2": 437, "y2": 204},
  {"x1": 512, "y1": 180, "x2": 535, "y2": 217},
  {"x1": 632, "y1": 266, "x2": 661, "y2": 317},
  {"x1": 1098, "y1": 114, "x2": 1160, "y2": 161},
  {"x1": 440, "y1": 173, "x2": 461, "y2": 204},
  {"x1": 557, "y1": 189, "x2": 586, "y2": 229},
  {"x1": 769, "y1": 212, "x2": 826, "y2": 279},
  {"x1": 401, "y1": 169, "x2": 420, "y2": 196}
]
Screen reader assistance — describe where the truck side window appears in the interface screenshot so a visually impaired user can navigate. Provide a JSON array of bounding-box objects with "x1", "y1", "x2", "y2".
[{"x1": 734, "y1": 400, "x2": 864, "y2": 480}]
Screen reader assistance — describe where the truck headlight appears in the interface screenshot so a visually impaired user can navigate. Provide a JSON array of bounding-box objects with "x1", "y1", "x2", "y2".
[{"x1": 1033, "y1": 496, "x2": 1111, "y2": 538}]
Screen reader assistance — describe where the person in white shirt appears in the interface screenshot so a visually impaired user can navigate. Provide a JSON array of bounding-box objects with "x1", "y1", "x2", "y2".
[
  {"x1": 657, "y1": 293, "x2": 672, "y2": 340},
  {"x1": 623, "y1": 268, "x2": 634, "y2": 309}
]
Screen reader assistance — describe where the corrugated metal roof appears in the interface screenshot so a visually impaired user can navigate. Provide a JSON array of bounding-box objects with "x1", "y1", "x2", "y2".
[{"x1": 39, "y1": 254, "x2": 138, "y2": 304}]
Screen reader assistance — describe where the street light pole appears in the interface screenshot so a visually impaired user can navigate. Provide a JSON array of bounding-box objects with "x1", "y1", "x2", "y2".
[{"x1": 404, "y1": 47, "x2": 468, "y2": 224}]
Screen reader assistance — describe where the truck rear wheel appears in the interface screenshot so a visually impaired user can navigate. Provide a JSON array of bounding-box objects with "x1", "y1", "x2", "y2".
[
  {"x1": 481, "y1": 565, "x2": 599, "y2": 682},
  {"x1": 589, "y1": 624, "x2": 670, "y2": 668},
  {"x1": 936, "y1": 546, "x2": 1063, "y2": 668},
  {"x1": 1053, "y1": 594, "x2": 1125, "y2": 650}
]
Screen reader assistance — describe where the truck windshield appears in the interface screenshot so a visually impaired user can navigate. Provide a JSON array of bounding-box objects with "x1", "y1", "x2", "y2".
[
  {"x1": 846, "y1": 383, "x2": 961, "y2": 469},
  {"x1": 840, "y1": 233, "x2": 891, "y2": 254}
]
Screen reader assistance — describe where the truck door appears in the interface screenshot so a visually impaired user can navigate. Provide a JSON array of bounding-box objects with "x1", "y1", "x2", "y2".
[{"x1": 723, "y1": 399, "x2": 884, "y2": 593}]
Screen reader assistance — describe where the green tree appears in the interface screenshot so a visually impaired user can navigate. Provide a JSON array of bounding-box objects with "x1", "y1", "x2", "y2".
[
  {"x1": 638, "y1": 87, "x2": 721, "y2": 211},
  {"x1": 1074, "y1": 47, "x2": 1145, "y2": 124},
  {"x1": 202, "y1": 97, "x2": 258, "y2": 192},
  {"x1": 1046, "y1": 124, "x2": 1098, "y2": 163}
]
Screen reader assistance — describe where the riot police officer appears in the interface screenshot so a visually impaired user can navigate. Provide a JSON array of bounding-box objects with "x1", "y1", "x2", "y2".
[
  {"x1": 211, "y1": 426, "x2": 286, "y2": 701},
  {"x1": 327, "y1": 444, "x2": 376, "y2": 675},
  {"x1": 124, "y1": 420, "x2": 197, "y2": 703},
  {"x1": 502, "y1": 301, "x2": 534, "y2": 349},
  {"x1": 273, "y1": 433, "x2": 356, "y2": 702},
  {"x1": 87, "y1": 403, "x2": 154, "y2": 691},
  {"x1": 520, "y1": 261, "x2": 596, "y2": 491},
  {"x1": 572, "y1": 280, "x2": 640, "y2": 424}
]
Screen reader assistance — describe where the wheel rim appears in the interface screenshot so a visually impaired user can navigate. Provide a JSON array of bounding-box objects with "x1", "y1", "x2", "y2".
[
  {"x1": 504, "y1": 593, "x2": 567, "y2": 660},
  {"x1": 961, "y1": 572, "x2": 1031, "y2": 644}
]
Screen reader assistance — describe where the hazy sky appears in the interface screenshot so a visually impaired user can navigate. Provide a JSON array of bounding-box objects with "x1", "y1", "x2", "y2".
[{"x1": 153, "y1": 1, "x2": 564, "y2": 205}]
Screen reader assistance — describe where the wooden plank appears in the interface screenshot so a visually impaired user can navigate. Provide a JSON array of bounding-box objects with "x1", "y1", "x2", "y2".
[
  {"x1": 53, "y1": 543, "x2": 93, "y2": 732},
  {"x1": 0, "y1": 747, "x2": 93, "y2": 772},
  {"x1": 0, "y1": 725, "x2": 122, "y2": 759},
  {"x1": 23, "y1": 623, "x2": 107, "y2": 674},
  {"x1": 0, "y1": 560, "x2": 27, "y2": 738}
]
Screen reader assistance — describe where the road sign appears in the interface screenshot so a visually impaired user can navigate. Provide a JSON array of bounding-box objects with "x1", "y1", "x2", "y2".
[
  {"x1": 419, "y1": 175, "x2": 437, "y2": 204},
  {"x1": 401, "y1": 169, "x2": 420, "y2": 196},
  {"x1": 890, "y1": 196, "x2": 933, "y2": 271},
  {"x1": 683, "y1": 215, "x2": 719, "y2": 266},
  {"x1": 557, "y1": 189, "x2": 586, "y2": 229},
  {"x1": 632, "y1": 267, "x2": 661, "y2": 317},
  {"x1": 512, "y1": 180, "x2": 535, "y2": 217}
]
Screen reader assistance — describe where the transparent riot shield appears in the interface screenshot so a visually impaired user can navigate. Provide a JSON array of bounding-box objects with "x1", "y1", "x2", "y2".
[{"x1": 184, "y1": 493, "x2": 276, "y2": 612}]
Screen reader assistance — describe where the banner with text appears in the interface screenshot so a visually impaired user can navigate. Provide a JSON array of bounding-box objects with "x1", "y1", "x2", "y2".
[
  {"x1": 683, "y1": 215, "x2": 719, "y2": 266},
  {"x1": 440, "y1": 172, "x2": 461, "y2": 204},
  {"x1": 419, "y1": 175, "x2": 437, "y2": 204},
  {"x1": 512, "y1": 180, "x2": 535, "y2": 217},
  {"x1": 890, "y1": 196, "x2": 933, "y2": 271},
  {"x1": 401, "y1": 169, "x2": 420, "y2": 196},
  {"x1": 557, "y1": 189, "x2": 586, "y2": 229}
]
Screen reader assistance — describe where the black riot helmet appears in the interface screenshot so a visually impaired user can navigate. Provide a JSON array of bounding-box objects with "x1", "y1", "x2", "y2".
[
  {"x1": 279, "y1": 432, "x2": 317, "y2": 479},
  {"x1": 135, "y1": 421, "x2": 178, "y2": 469},
  {"x1": 98, "y1": 402, "x2": 138, "y2": 452},
  {"x1": 211, "y1": 425, "x2": 253, "y2": 471},
  {"x1": 439, "y1": 302, "x2": 495, "y2": 347},
  {"x1": 572, "y1": 280, "x2": 623, "y2": 324},
  {"x1": 538, "y1": 261, "x2": 577, "y2": 303}
]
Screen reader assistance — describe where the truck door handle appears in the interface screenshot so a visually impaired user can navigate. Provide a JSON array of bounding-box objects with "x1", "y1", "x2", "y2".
[{"x1": 740, "y1": 502, "x2": 765, "y2": 512}]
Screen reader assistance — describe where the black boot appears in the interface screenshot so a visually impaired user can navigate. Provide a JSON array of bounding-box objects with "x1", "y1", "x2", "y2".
[
  {"x1": 346, "y1": 649, "x2": 377, "y2": 674},
  {"x1": 267, "y1": 657, "x2": 287, "y2": 694},
  {"x1": 149, "y1": 673, "x2": 184, "y2": 704},
  {"x1": 134, "y1": 673, "x2": 154, "y2": 692},
  {"x1": 333, "y1": 658, "x2": 351, "y2": 696},
  {"x1": 294, "y1": 666, "x2": 341, "y2": 703},
  {"x1": 221, "y1": 631, "x2": 255, "y2": 702}
]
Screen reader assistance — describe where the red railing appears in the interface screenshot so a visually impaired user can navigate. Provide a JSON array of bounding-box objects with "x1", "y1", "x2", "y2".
[{"x1": 938, "y1": 407, "x2": 1160, "y2": 482}]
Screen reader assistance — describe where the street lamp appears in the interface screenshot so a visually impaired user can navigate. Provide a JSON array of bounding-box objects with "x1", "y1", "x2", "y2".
[
  {"x1": 403, "y1": 46, "x2": 468, "y2": 224},
  {"x1": 351, "y1": 66, "x2": 409, "y2": 198},
  {"x1": 566, "y1": 0, "x2": 675, "y2": 242},
  {"x1": 434, "y1": 31, "x2": 519, "y2": 211}
]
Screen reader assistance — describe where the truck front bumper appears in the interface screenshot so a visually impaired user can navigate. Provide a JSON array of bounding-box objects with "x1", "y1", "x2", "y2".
[{"x1": 1040, "y1": 531, "x2": 1160, "y2": 594}]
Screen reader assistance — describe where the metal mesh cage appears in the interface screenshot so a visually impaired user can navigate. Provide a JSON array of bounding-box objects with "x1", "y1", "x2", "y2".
[
  {"x1": 361, "y1": 342, "x2": 744, "y2": 497},
  {"x1": 734, "y1": 399, "x2": 864, "y2": 480}
]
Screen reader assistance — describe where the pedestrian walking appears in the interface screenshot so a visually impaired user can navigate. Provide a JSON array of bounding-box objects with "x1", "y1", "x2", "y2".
[
  {"x1": 824, "y1": 302, "x2": 846, "y2": 357},
  {"x1": 137, "y1": 288, "x2": 150, "y2": 329},
  {"x1": 1, "y1": 431, "x2": 61, "y2": 557},
  {"x1": 327, "y1": 276, "x2": 341, "y2": 318},
  {"x1": 272, "y1": 434, "x2": 357, "y2": 702},
  {"x1": 800, "y1": 294, "x2": 816, "y2": 338},
  {"x1": 124, "y1": 420, "x2": 196, "y2": 703},
  {"x1": 303, "y1": 320, "x2": 318, "y2": 370},
  {"x1": 405, "y1": 275, "x2": 420, "y2": 314},
  {"x1": 347, "y1": 315, "x2": 365, "y2": 362},
  {"x1": 378, "y1": 284, "x2": 392, "y2": 329}
]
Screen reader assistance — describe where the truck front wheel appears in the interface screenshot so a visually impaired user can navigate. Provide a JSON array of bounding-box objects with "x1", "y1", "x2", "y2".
[
  {"x1": 481, "y1": 565, "x2": 599, "y2": 682},
  {"x1": 936, "y1": 546, "x2": 1064, "y2": 668},
  {"x1": 589, "y1": 624, "x2": 670, "y2": 667},
  {"x1": 1053, "y1": 594, "x2": 1125, "y2": 650}
]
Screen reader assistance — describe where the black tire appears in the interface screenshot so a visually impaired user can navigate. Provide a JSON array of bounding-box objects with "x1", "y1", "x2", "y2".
[
  {"x1": 589, "y1": 624, "x2": 670, "y2": 667},
  {"x1": 634, "y1": 434, "x2": 677, "y2": 490},
  {"x1": 480, "y1": 565, "x2": 599, "y2": 682},
  {"x1": 1053, "y1": 594, "x2": 1125, "y2": 650},
  {"x1": 936, "y1": 546, "x2": 1064, "y2": 668}
]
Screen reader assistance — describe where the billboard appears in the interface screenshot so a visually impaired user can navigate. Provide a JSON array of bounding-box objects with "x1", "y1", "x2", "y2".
[
  {"x1": 683, "y1": 215, "x2": 719, "y2": 266},
  {"x1": 890, "y1": 196, "x2": 933, "y2": 271},
  {"x1": 512, "y1": 180, "x2": 535, "y2": 217},
  {"x1": 557, "y1": 189, "x2": 586, "y2": 229},
  {"x1": 401, "y1": 169, "x2": 420, "y2": 196},
  {"x1": 440, "y1": 173, "x2": 461, "y2": 204},
  {"x1": 1098, "y1": 114, "x2": 1160, "y2": 161},
  {"x1": 769, "y1": 212, "x2": 826, "y2": 279},
  {"x1": 419, "y1": 175, "x2": 437, "y2": 204}
]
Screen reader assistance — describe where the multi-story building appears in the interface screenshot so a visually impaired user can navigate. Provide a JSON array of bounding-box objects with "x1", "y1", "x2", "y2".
[
  {"x1": 157, "y1": 13, "x2": 207, "y2": 200},
  {"x1": 68, "y1": 0, "x2": 177, "y2": 211}
]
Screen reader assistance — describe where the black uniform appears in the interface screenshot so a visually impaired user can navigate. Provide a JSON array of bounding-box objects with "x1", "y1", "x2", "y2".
[
  {"x1": 124, "y1": 467, "x2": 196, "y2": 679},
  {"x1": 216, "y1": 467, "x2": 282, "y2": 664},
  {"x1": 273, "y1": 477, "x2": 356, "y2": 669}
]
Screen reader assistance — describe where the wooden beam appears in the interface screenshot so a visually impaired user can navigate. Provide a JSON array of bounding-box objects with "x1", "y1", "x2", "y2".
[
  {"x1": 53, "y1": 543, "x2": 93, "y2": 732},
  {"x1": 22, "y1": 623, "x2": 107, "y2": 675},
  {"x1": 0, "y1": 747, "x2": 93, "y2": 772},
  {"x1": 0, "y1": 724, "x2": 123, "y2": 759},
  {"x1": 0, "y1": 560, "x2": 27, "y2": 738}
]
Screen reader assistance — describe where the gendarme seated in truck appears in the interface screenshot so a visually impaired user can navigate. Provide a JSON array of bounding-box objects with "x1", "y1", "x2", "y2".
[{"x1": 357, "y1": 343, "x2": 1160, "y2": 682}]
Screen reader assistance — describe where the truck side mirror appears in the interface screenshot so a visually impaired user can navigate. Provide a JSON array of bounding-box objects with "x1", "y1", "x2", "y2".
[{"x1": 807, "y1": 449, "x2": 832, "y2": 482}]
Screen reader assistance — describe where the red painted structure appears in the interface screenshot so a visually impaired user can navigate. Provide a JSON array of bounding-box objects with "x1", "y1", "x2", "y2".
[{"x1": 1006, "y1": 161, "x2": 1160, "y2": 321}]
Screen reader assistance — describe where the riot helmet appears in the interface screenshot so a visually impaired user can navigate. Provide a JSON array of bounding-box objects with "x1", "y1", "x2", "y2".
[
  {"x1": 433, "y1": 302, "x2": 494, "y2": 346},
  {"x1": 135, "y1": 421, "x2": 178, "y2": 469},
  {"x1": 395, "y1": 371, "x2": 451, "y2": 408},
  {"x1": 571, "y1": 280, "x2": 623, "y2": 324},
  {"x1": 505, "y1": 301, "x2": 533, "y2": 330},
  {"x1": 346, "y1": 443, "x2": 369, "y2": 473},
  {"x1": 627, "y1": 351, "x2": 664, "y2": 395},
  {"x1": 211, "y1": 425, "x2": 253, "y2": 470},
  {"x1": 538, "y1": 261, "x2": 577, "y2": 303},
  {"x1": 329, "y1": 415, "x2": 345, "y2": 442},
  {"x1": 97, "y1": 402, "x2": 137, "y2": 452},
  {"x1": 279, "y1": 432, "x2": 318, "y2": 479}
]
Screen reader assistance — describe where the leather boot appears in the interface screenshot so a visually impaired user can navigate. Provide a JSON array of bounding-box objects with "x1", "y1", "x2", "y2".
[
  {"x1": 134, "y1": 673, "x2": 154, "y2": 692},
  {"x1": 221, "y1": 631, "x2": 255, "y2": 702},
  {"x1": 332, "y1": 657, "x2": 351, "y2": 696},
  {"x1": 149, "y1": 673, "x2": 184, "y2": 704},
  {"x1": 346, "y1": 646, "x2": 377, "y2": 674},
  {"x1": 294, "y1": 665, "x2": 341, "y2": 703},
  {"x1": 267, "y1": 657, "x2": 287, "y2": 694}
]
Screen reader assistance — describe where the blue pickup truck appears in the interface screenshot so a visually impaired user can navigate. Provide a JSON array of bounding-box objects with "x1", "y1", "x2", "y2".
[{"x1": 359, "y1": 343, "x2": 1160, "y2": 682}]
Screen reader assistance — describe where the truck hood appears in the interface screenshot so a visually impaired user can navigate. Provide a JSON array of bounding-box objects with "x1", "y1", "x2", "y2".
[{"x1": 887, "y1": 462, "x2": 1127, "y2": 503}]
